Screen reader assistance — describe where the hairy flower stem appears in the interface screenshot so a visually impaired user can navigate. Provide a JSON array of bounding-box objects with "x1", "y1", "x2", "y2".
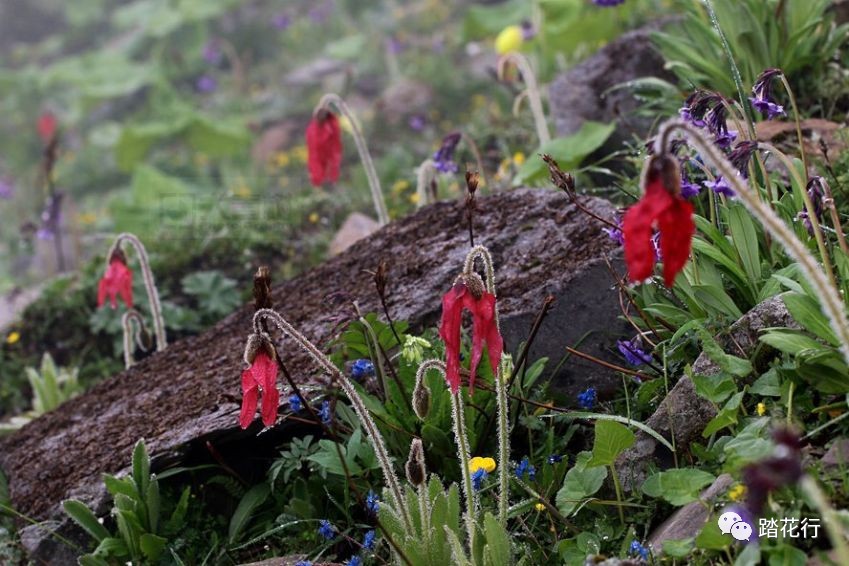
[
  {"x1": 659, "y1": 120, "x2": 849, "y2": 366},
  {"x1": 107, "y1": 233, "x2": 167, "y2": 351},
  {"x1": 462, "y1": 245, "x2": 509, "y2": 526},
  {"x1": 497, "y1": 53, "x2": 551, "y2": 145},
  {"x1": 121, "y1": 309, "x2": 148, "y2": 369},
  {"x1": 315, "y1": 93, "x2": 389, "y2": 225},
  {"x1": 415, "y1": 159, "x2": 438, "y2": 208},
  {"x1": 820, "y1": 179, "x2": 849, "y2": 258},
  {"x1": 252, "y1": 308, "x2": 411, "y2": 530},
  {"x1": 451, "y1": 389, "x2": 477, "y2": 548},
  {"x1": 778, "y1": 75, "x2": 809, "y2": 183}
]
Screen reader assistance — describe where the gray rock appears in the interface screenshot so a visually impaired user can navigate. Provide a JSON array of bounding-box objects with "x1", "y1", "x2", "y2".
[
  {"x1": 648, "y1": 473, "x2": 735, "y2": 552},
  {"x1": 549, "y1": 22, "x2": 676, "y2": 148},
  {"x1": 328, "y1": 212, "x2": 381, "y2": 256},
  {"x1": 617, "y1": 296, "x2": 798, "y2": 492},
  {"x1": 0, "y1": 188, "x2": 625, "y2": 562},
  {"x1": 821, "y1": 438, "x2": 849, "y2": 471}
]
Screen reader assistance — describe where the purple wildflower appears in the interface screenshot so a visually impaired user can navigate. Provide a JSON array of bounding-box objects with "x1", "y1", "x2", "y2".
[
  {"x1": 798, "y1": 177, "x2": 825, "y2": 235},
  {"x1": 408, "y1": 114, "x2": 426, "y2": 132},
  {"x1": 680, "y1": 172, "x2": 701, "y2": 199},
  {"x1": 617, "y1": 338, "x2": 653, "y2": 366},
  {"x1": 604, "y1": 220, "x2": 625, "y2": 246},
  {"x1": 705, "y1": 176, "x2": 735, "y2": 197},
  {"x1": 682, "y1": 90, "x2": 736, "y2": 147},
  {"x1": 294, "y1": 561, "x2": 312, "y2": 566},
  {"x1": 651, "y1": 232, "x2": 662, "y2": 262},
  {"x1": 577, "y1": 387, "x2": 597, "y2": 410},
  {"x1": 593, "y1": 0, "x2": 626, "y2": 5},
  {"x1": 196, "y1": 75, "x2": 217, "y2": 93},
  {"x1": 272, "y1": 13, "x2": 292, "y2": 31},
  {"x1": 345, "y1": 556, "x2": 362, "y2": 566},
  {"x1": 750, "y1": 68, "x2": 785, "y2": 120},
  {"x1": 386, "y1": 36, "x2": 404, "y2": 55},
  {"x1": 0, "y1": 177, "x2": 14, "y2": 200},
  {"x1": 547, "y1": 454, "x2": 563, "y2": 464},
  {"x1": 729, "y1": 141, "x2": 759, "y2": 178},
  {"x1": 202, "y1": 40, "x2": 222, "y2": 65},
  {"x1": 433, "y1": 132, "x2": 461, "y2": 174},
  {"x1": 520, "y1": 20, "x2": 537, "y2": 41}
]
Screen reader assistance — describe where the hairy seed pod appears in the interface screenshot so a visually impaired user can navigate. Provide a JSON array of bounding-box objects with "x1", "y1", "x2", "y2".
[
  {"x1": 405, "y1": 438, "x2": 426, "y2": 486},
  {"x1": 412, "y1": 379, "x2": 431, "y2": 421},
  {"x1": 463, "y1": 272, "x2": 486, "y2": 300}
]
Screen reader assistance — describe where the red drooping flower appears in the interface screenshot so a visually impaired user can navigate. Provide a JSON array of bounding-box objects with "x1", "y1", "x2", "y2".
[
  {"x1": 305, "y1": 112, "x2": 342, "y2": 186},
  {"x1": 622, "y1": 155, "x2": 695, "y2": 287},
  {"x1": 37, "y1": 112, "x2": 57, "y2": 144},
  {"x1": 239, "y1": 350, "x2": 280, "y2": 429},
  {"x1": 439, "y1": 277, "x2": 504, "y2": 393},
  {"x1": 97, "y1": 255, "x2": 133, "y2": 309}
]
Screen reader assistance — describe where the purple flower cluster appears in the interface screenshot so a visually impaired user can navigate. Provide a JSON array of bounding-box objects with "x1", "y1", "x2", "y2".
[
  {"x1": 617, "y1": 338, "x2": 652, "y2": 366},
  {"x1": 680, "y1": 91, "x2": 736, "y2": 149},
  {"x1": 433, "y1": 132, "x2": 461, "y2": 174},
  {"x1": 593, "y1": 0, "x2": 626, "y2": 5},
  {"x1": 0, "y1": 177, "x2": 14, "y2": 200},
  {"x1": 750, "y1": 68, "x2": 785, "y2": 120},
  {"x1": 798, "y1": 177, "x2": 825, "y2": 235},
  {"x1": 704, "y1": 176, "x2": 735, "y2": 197}
]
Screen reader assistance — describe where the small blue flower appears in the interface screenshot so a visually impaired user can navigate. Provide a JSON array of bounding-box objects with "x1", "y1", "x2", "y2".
[
  {"x1": 345, "y1": 557, "x2": 362, "y2": 566},
  {"x1": 629, "y1": 540, "x2": 649, "y2": 560},
  {"x1": 351, "y1": 359, "x2": 375, "y2": 380},
  {"x1": 365, "y1": 490, "x2": 380, "y2": 514},
  {"x1": 577, "y1": 387, "x2": 597, "y2": 410},
  {"x1": 318, "y1": 400, "x2": 332, "y2": 424},
  {"x1": 363, "y1": 529, "x2": 376, "y2": 550},
  {"x1": 289, "y1": 394, "x2": 302, "y2": 413},
  {"x1": 617, "y1": 338, "x2": 653, "y2": 366},
  {"x1": 294, "y1": 561, "x2": 312, "y2": 566},
  {"x1": 547, "y1": 454, "x2": 563, "y2": 465},
  {"x1": 515, "y1": 457, "x2": 536, "y2": 481},
  {"x1": 471, "y1": 468, "x2": 487, "y2": 491},
  {"x1": 318, "y1": 519, "x2": 335, "y2": 540}
]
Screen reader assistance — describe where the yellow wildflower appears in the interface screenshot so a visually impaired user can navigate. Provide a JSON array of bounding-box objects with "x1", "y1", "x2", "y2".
[
  {"x1": 274, "y1": 152, "x2": 291, "y2": 168},
  {"x1": 513, "y1": 151, "x2": 526, "y2": 166},
  {"x1": 232, "y1": 182, "x2": 251, "y2": 198},
  {"x1": 392, "y1": 179, "x2": 410, "y2": 194},
  {"x1": 308, "y1": 212, "x2": 320, "y2": 224},
  {"x1": 6, "y1": 331, "x2": 20, "y2": 345},
  {"x1": 728, "y1": 484, "x2": 746, "y2": 502},
  {"x1": 757, "y1": 402, "x2": 766, "y2": 416},
  {"x1": 77, "y1": 212, "x2": 97, "y2": 226},
  {"x1": 409, "y1": 193, "x2": 420, "y2": 205},
  {"x1": 291, "y1": 145, "x2": 309, "y2": 163},
  {"x1": 469, "y1": 457, "x2": 496, "y2": 474},
  {"x1": 495, "y1": 25, "x2": 523, "y2": 55},
  {"x1": 534, "y1": 502, "x2": 546, "y2": 512}
]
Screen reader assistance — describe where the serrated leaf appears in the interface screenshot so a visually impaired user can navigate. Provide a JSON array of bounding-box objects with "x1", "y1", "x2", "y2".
[{"x1": 63, "y1": 500, "x2": 110, "y2": 542}]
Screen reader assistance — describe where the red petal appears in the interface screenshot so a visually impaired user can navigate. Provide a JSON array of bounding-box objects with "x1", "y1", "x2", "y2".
[
  {"x1": 239, "y1": 368, "x2": 260, "y2": 429},
  {"x1": 657, "y1": 198, "x2": 694, "y2": 287},
  {"x1": 465, "y1": 291, "x2": 501, "y2": 393},
  {"x1": 623, "y1": 179, "x2": 675, "y2": 283},
  {"x1": 306, "y1": 114, "x2": 343, "y2": 186},
  {"x1": 439, "y1": 284, "x2": 466, "y2": 393},
  {"x1": 255, "y1": 352, "x2": 280, "y2": 427},
  {"x1": 37, "y1": 112, "x2": 57, "y2": 143},
  {"x1": 97, "y1": 277, "x2": 107, "y2": 308}
]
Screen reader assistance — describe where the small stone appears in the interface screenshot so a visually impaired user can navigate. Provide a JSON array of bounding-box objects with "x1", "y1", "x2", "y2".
[
  {"x1": 821, "y1": 438, "x2": 849, "y2": 470},
  {"x1": 328, "y1": 212, "x2": 381, "y2": 256}
]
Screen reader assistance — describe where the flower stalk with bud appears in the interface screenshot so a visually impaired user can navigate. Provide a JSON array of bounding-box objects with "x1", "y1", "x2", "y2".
[{"x1": 497, "y1": 52, "x2": 550, "y2": 146}]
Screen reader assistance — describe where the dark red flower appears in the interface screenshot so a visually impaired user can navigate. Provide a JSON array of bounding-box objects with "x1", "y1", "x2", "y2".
[
  {"x1": 439, "y1": 278, "x2": 503, "y2": 393},
  {"x1": 623, "y1": 155, "x2": 695, "y2": 287},
  {"x1": 37, "y1": 112, "x2": 57, "y2": 144},
  {"x1": 305, "y1": 112, "x2": 342, "y2": 186},
  {"x1": 97, "y1": 256, "x2": 133, "y2": 309},
  {"x1": 239, "y1": 350, "x2": 279, "y2": 428}
]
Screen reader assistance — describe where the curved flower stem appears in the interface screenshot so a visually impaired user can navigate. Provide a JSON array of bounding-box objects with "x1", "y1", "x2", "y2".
[
  {"x1": 315, "y1": 93, "x2": 389, "y2": 225},
  {"x1": 459, "y1": 132, "x2": 490, "y2": 190},
  {"x1": 658, "y1": 120, "x2": 849, "y2": 366},
  {"x1": 497, "y1": 53, "x2": 551, "y2": 146},
  {"x1": 107, "y1": 233, "x2": 166, "y2": 351},
  {"x1": 462, "y1": 245, "x2": 509, "y2": 525},
  {"x1": 121, "y1": 309, "x2": 147, "y2": 369},
  {"x1": 759, "y1": 142, "x2": 836, "y2": 288},
  {"x1": 820, "y1": 179, "x2": 849, "y2": 258},
  {"x1": 415, "y1": 159, "x2": 438, "y2": 208},
  {"x1": 778, "y1": 74, "x2": 809, "y2": 183},
  {"x1": 252, "y1": 308, "x2": 411, "y2": 530}
]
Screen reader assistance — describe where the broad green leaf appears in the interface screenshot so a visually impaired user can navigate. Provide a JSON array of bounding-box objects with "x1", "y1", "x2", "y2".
[
  {"x1": 641, "y1": 468, "x2": 715, "y2": 506},
  {"x1": 663, "y1": 538, "x2": 694, "y2": 558},
  {"x1": 462, "y1": 0, "x2": 531, "y2": 39},
  {"x1": 184, "y1": 115, "x2": 250, "y2": 158},
  {"x1": 692, "y1": 285, "x2": 744, "y2": 319},
  {"x1": 229, "y1": 483, "x2": 270, "y2": 542},
  {"x1": 116, "y1": 120, "x2": 188, "y2": 171},
  {"x1": 767, "y1": 544, "x2": 807, "y2": 566},
  {"x1": 695, "y1": 518, "x2": 729, "y2": 550},
  {"x1": 93, "y1": 537, "x2": 128, "y2": 558},
  {"x1": 555, "y1": 452, "x2": 607, "y2": 515},
  {"x1": 63, "y1": 500, "x2": 110, "y2": 542},
  {"x1": 514, "y1": 122, "x2": 616, "y2": 185},
  {"x1": 781, "y1": 292, "x2": 838, "y2": 346},
  {"x1": 760, "y1": 329, "x2": 826, "y2": 355},
  {"x1": 697, "y1": 328, "x2": 753, "y2": 377},
  {"x1": 139, "y1": 533, "x2": 167, "y2": 562},
  {"x1": 692, "y1": 373, "x2": 737, "y2": 404},
  {"x1": 587, "y1": 420, "x2": 635, "y2": 467},
  {"x1": 749, "y1": 369, "x2": 782, "y2": 397}
]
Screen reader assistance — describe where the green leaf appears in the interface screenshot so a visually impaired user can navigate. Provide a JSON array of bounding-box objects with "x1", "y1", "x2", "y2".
[
  {"x1": 726, "y1": 202, "x2": 762, "y2": 284},
  {"x1": 760, "y1": 329, "x2": 826, "y2": 355},
  {"x1": 462, "y1": 0, "x2": 531, "y2": 40},
  {"x1": 663, "y1": 538, "x2": 694, "y2": 558},
  {"x1": 692, "y1": 285, "x2": 744, "y2": 319},
  {"x1": 555, "y1": 452, "x2": 607, "y2": 516},
  {"x1": 702, "y1": 391, "x2": 744, "y2": 438},
  {"x1": 103, "y1": 474, "x2": 138, "y2": 500},
  {"x1": 781, "y1": 292, "x2": 839, "y2": 346},
  {"x1": 766, "y1": 544, "x2": 807, "y2": 566},
  {"x1": 483, "y1": 512, "x2": 512, "y2": 565},
  {"x1": 184, "y1": 115, "x2": 250, "y2": 158},
  {"x1": 115, "y1": 120, "x2": 188, "y2": 171},
  {"x1": 63, "y1": 500, "x2": 110, "y2": 542},
  {"x1": 587, "y1": 420, "x2": 635, "y2": 467},
  {"x1": 139, "y1": 533, "x2": 167, "y2": 562},
  {"x1": 692, "y1": 373, "x2": 737, "y2": 404},
  {"x1": 228, "y1": 483, "x2": 270, "y2": 542},
  {"x1": 697, "y1": 328, "x2": 753, "y2": 377},
  {"x1": 641, "y1": 468, "x2": 715, "y2": 506},
  {"x1": 79, "y1": 555, "x2": 111, "y2": 566},
  {"x1": 132, "y1": 440, "x2": 150, "y2": 499},
  {"x1": 93, "y1": 537, "x2": 128, "y2": 559},
  {"x1": 749, "y1": 369, "x2": 782, "y2": 397},
  {"x1": 514, "y1": 121, "x2": 616, "y2": 184}
]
